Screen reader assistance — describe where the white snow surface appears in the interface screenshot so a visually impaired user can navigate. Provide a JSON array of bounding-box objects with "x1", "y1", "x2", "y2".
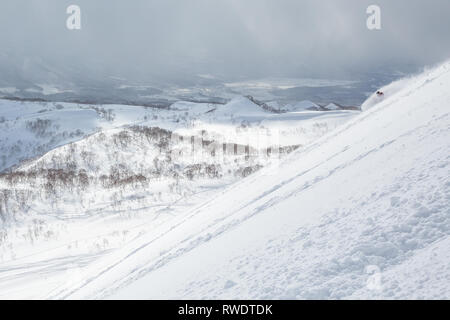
[
  {"x1": 45, "y1": 61, "x2": 450, "y2": 299},
  {"x1": 0, "y1": 94, "x2": 358, "y2": 299}
]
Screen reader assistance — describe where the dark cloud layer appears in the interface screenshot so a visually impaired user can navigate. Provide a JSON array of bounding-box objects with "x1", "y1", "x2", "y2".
[{"x1": 1, "y1": 0, "x2": 450, "y2": 81}]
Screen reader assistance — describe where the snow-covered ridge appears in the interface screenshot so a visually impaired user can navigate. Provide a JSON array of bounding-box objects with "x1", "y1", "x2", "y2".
[
  {"x1": 51, "y1": 60, "x2": 450, "y2": 299},
  {"x1": 0, "y1": 96, "x2": 357, "y2": 173}
]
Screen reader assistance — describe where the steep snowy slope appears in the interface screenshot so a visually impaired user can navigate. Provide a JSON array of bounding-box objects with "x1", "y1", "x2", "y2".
[{"x1": 53, "y1": 61, "x2": 450, "y2": 299}]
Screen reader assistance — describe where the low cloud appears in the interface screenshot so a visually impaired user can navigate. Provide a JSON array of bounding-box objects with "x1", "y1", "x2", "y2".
[{"x1": 1, "y1": 0, "x2": 449, "y2": 82}]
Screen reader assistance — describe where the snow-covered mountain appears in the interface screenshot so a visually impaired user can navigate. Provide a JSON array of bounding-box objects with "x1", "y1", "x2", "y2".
[
  {"x1": 0, "y1": 96, "x2": 355, "y2": 172},
  {"x1": 44, "y1": 61, "x2": 450, "y2": 299},
  {"x1": 0, "y1": 95, "x2": 357, "y2": 299}
]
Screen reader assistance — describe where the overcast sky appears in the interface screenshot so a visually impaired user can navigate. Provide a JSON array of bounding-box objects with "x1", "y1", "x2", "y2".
[{"x1": 1, "y1": 0, "x2": 450, "y2": 81}]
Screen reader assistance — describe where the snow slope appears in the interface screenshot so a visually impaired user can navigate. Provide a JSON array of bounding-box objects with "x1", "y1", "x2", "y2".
[
  {"x1": 51, "y1": 60, "x2": 450, "y2": 300},
  {"x1": 0, "y1": 94, "x2": 358, "y2": 298}
]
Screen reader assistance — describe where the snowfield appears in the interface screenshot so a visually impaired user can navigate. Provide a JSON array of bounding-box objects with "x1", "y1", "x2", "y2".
[
  {"x1": 0, "y1": 60, "x2": 448, "y2": 300},
  {"x1": 43, "y1": 61, "x2": 450, "y2": 299},
  {"x1": 0, "y1": 94, "x2": 356, "y2": 299}
]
